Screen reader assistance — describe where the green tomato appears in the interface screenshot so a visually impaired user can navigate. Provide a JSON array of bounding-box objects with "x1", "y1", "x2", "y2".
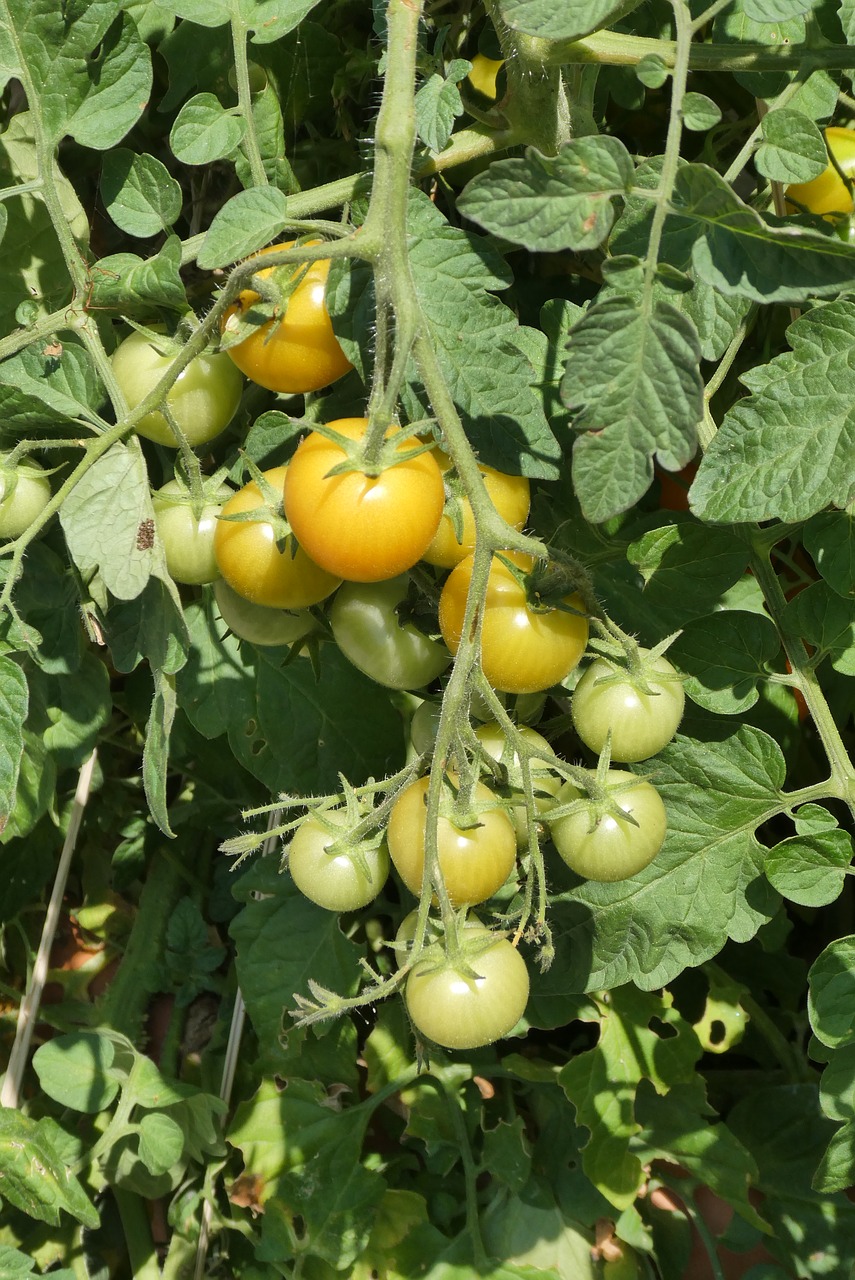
[
  {"x1": 549, "y1": 771, "x2": 667, "y2": 882},
  {"x1": 475, "y1": 722, "x2": 562, "y2": 844},
  {"x1": 288, "y1": 813, "x2": 389, "y2": 911},
  {"x1": 213, "y1": 578, "x2": 317, "y2": 647},
  {"x1": 0, "y1": 458, "x2": 51, "y2": 539},
  {"x1": 571, "y1": 651, "x2": 684, "y2": 762},
  {"x1": 153, "y1": 480, "x2": 232, "y2": 585},
  {"x1": 111, "y1": 328, "x2": 243, "y2": 448},
  {"x1": 405, "y1": 936, "x2": 529, "y2": 1049},
  {"x1": 330, "y1": 575, "x2": 450, "y2": 690},
  {"x1": 393, "y1": 909, "x2": 487, "y2": 968}
]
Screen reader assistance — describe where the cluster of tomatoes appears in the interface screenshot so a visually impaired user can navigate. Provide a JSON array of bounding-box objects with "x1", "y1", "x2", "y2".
[{"x1": 1, "y1": 241, "x2": 690, "y2": 1053}]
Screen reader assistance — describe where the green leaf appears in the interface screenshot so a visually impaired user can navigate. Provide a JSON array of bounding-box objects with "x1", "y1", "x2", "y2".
[
  {"x1": 742, "y1": 0, "x2": 812, "y2": 17},
  {"x1": 100, "y1": 149, "x2": 183, "y2": 237},
  {"x1": 407, "y1": 193, "x2": 560, "y2": 479},
  {"x1": 105, "y1": 576, "x2": 190, "y2": 675},
  {"x1": 549, "y1": 725, "x2": 783, "y2": 991},
  {"x1": 765, "y1": 831, "x2": 853, "y2": 908},
  {"x1": 230, "y1": 857, "x2": 365, "y2": 1072},
  {"x1": 33, "y1": 1032, "x2": 120, "y2": 1113},
  {"x1": 66, "y1": 13, "x2": 152, "y2": 150},
  {"x1": 809, "y1": 937, "x2": 855, "y2": 1048},
  {"x1": 88, "y1": 238, "x2": 188, "y2": 313},
  {"x1": 0, "y1": 342, "x2": 103, "y2": 438},
  {"x1": 671, "y1": 611, "x2": 781, "y2": 713},
  {"x1": 1, "y1": 729, "x2": 56, "y2": 843},
  {"x1": 626, "y1": 522, "x2": 750, "y2": 624},
  {"x1": 9, "y1": 543, "x2": 84, "y2": 675},
  {"x1": 682, "y1": 93, "x2": 722, "y2": 132},
  {"x1": 673, "y1": 165, "x2": 855, "y2": 304},
  {"x1": 783, "y1": 582, "x2": 855, "y2": 674},
  {"x1": 755, "y1": 108, "x2": 828, "y2": 184},
  {"x1": 482, "y1": 1118, "x2": 532, "y2": 1194},
  {"x1": 0, "y1": 655, "x2": 28, "y2": 835},
  {"x1": 176, "y1": 595, "x2": 255, "y2": 738},
  {"x1": 480, "y1": 1180, "x2": 594, "y2": 1278},
  {"x1": 143, "y1": 668, "x2": 177, "y2": 838},
  {"x1": 458, "y1": 138, "x2": 635, "y2": 253},
  {"x1": 559, "y1": 987, "x2": 700, "y2": 1208},
  {"x1": 635, "y1": 1081, "x2": 766, "y2": 1229},
  {"x1": 170, "y1": 93, "x2": 245, "y2": 165},
  {"x1": 0, "y1": 1109, "x2": 99, "y2": 1228},
  {"x1": 562, "y1": 295, "x2": 703, "y2": 521},
  {"x1": 690, "y1": 302, "x2": 855, "y2": 524},
  {"x1": 804, "y1": 511, "x2": 855, "y2": 600},
  {"x1": 197, "y1": 187, "x2": 291, "y2": 269},
  {"x1": 813, "y1": 1118, "x2": 855, "y2": 1194},
  {"x1": 415, "y1": 61, "x2": 469, "y2": 154},
  {"x1": 819, "y1": 1042, "x2": 855, "y2": 1122},
  {"x1": 499, "y1": 0, "x2": 643, "y2": 40},
  {"x1": 235, "y1": 81, "x2": 296, "y2": 192},
  {"x1": 138, "y1": 1112, "x2": 185, "y2": 1177},
  {"x1": 37, "y1": 651, "x2": 112, "y2": 770}
]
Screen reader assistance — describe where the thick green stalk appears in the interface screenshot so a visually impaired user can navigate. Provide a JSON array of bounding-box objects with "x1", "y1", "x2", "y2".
[{"x1": 547, "y1": 30, "x2": 855, "y2": 72}]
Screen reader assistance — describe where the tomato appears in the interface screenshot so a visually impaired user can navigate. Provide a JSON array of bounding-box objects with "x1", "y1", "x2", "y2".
[
  {"x1": 786, "y1": 127, "x2": 855, "y2": 219},
  {"x1": 287, "y1": 812, "x2": 389, "y2": 911},
  {"x1": 213, "y1": 579, "x2": 317, "y2": 647},
  {"x1": 214, "y1": 465, "x2": 340, "y2": 609},
  {"x1": 422, "y1": 450, "x2": 530, "y2": 569},
  {"x1": 410, "y1": 698, "x2": 442, "y2": 755},
  {"x1": 387, "y1": 775, "x2": 516, "y2": 906},
  {"x1": 0, "y1": 457, "x2": 51, "y2": 539},
  {"x1": 393, "y1": 909, "x2": 487, "y2": 968},
  {"x1": 467, "y1": 54, "x2": 504, "y2": 101},
  {"x1": 330, "y1": 575, "x2": 450, "y2": 690},
  {"x1": 571, "y1": 651, "x2": 685, "y2": 763},
  {"x1": 152, "y1": 480, "x2": 232, "y2": 585},
  {"x1": 283, "y1": 418, "x2": 445, "y2": 582},
  {"x1": 549, "y1": 771, "x2": 667, "y2": 882},
  {"x1": 439, "y1": 551, "x2": 589, "y2": 694},
  {"x1": 405, "y1": 936, "x2": 529, "y2": 1049},
  {"x1": 474, "y1": 722, "x2": 562, "y2": 844},
  {"x1": 111, "y1": 328, "x2": 243, "y2": 448},
  {"x1": 221, "y1": 242, "x2": 352, "y2": 394}
]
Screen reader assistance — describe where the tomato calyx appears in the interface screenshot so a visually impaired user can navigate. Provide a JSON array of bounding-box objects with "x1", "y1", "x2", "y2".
[
  {"x1": 220, "y1": 238, "x2": 331, "y2": 350},
  {"x1": 499, "y1": 549, "x2": 593, "y2": 617},
  {"x1": 298, "y1": 787, "x2": 388, "y2": 882},
  {"x1": 301, "y1": 417, "x2": 437, "y2": 481},
  {"x1": 153, "y1": 468, "x2": 233, "y2": 522},
  {"x1": 217, "y1": 455, "x2": 293, "y2": 547}
]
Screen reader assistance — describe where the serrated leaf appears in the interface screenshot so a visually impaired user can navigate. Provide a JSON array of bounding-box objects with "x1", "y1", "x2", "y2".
[
  {"x1": 765, "y1": 831, "x2": 852, "y2": 907},
  {"x1": 59, "y1": 444, "x2": 157, "y2": 602},
  {"x1": 562, "y1": 295, "x2": 702, "y2": 521},
  {"x1": 559, "y1": 987, "x2": 700, "y2": 1208},
  {"x1": 673, "y1": 164, "x2": 855, "y2": 303},
  {"x1": 325, "y1": 256, "x2": 374, "y2": 383},
  {"x1": 755, "y1": 108, "x2": 828, "y2": 184},
  {"x1": 407, "y1": 192, "x2": 561, "y2": 479},
  {"x1": 415, "y1": 61, "x2": 469, "y2": 154},
  {"x1": 0, "y1": 655, "x2": 28, "y2": 834},
  {"x1": 783, "y1": 582, "x2": 855, "y2": 673},
  {"x1": 458, "y1": 138, "x2": 634, "y2": 253},
  {"x1": 143, "y1": 667, "x2": 176, "y2": 838},
  {"x1": 0, "y1": 342, "x2": 104, "y2": 436},
  {"x1": 0, "y1": 1109, "x2": 99, "y2": 1228},
  {"x1": 33, "y1": 1032, "x2": 120, "y2": 1113},
  {"x1": 100, "y1": 149, "x2": 183, "y2": 237},
  {"x1": 1, "y1": 728, "x2": 55, "y2": 843},
  {"x1": 499, "y1": 0, "x2": 643, "y2": 40},
  {"x1": 548, "y1": 725, "x2": 783, "y2": 991},
  {"x1": 9, "y1": 543, "x2": 85, "y2": 675},
  {"x1": 671, "y1": 611, "x2": 781, "y2": 713},
  {"x1": 197, "y1": 187, "x2": 291, "y2": 269},
  {"x1": 39, "y1": 651, "x2": 112, "y2": 770},
  {"x1": 170, "y1": 93, "x2": 245, "y2": 165},
  {"x1": 88, "y1": 237, "x2": 188, "y2": 313},
  {"x1": 105, "y1": 576, "x2": 190, "y2": 675},
  {"x1": 691, "y1": 301, "x2": 855, "y2": 524},
  {"x1": 626, "y1": 522, "x2": 749, "y2": 622},
  {"x1": 66, "y1": 13, "x2": 152, "y2": 150},
  {"x1": 810, "y1": 937, "x2": 855, "y2": 1048},
  {"x1": 804, "y1": 511, "x2": 855, "y2": 599},
  {"x1": 813, "y1": 1118, "x2": 855, "y2": 1193}
]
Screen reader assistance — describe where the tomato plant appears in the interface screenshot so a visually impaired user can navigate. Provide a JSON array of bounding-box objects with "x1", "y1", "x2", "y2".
[
  {"x1": 283, "y1": 418, "x2": 445, "y2": 581},
  {"x1": 405, "y1": 935, "x2": 529, "y2": 1050},
  {"x1": 152, "y1": 479, "x2": 232, "y2": 585},
  {"x1": 474, "y1": 721, "x2": 562, "y2": 843},
  {"x1": 287, "y1": 812, "x2": 389, "y2": 911},
  {"x1": 439, "y1": 551, "x2": 589, "y2": 693},
  {"x1": 110, "y1": 328, "x2": 244, "y2": 448},
  {"x1": 330, "y1": 574, "x2": 450, "y2": 689},
  {"x1": 549, "y1": 772, "x2": 668, "y2": 882},
  {"x1": 214, "y1": 465, "x2": 341, "y2": 608},
  {"x1": 571, "y1": 651, "x2": 685, "y2": 763},
  {"x1": 387, "y1": 774, "x2": 517, "y2": 906},
  {"x1": 422, "y1": 449, "x2": 530, "y2": 569},
  {"x1": 221, "y1": 241, "x2": 352, "y2": 393},
  {"x1": 0, "y1": 457, "x2": 51, "y2": 539}
]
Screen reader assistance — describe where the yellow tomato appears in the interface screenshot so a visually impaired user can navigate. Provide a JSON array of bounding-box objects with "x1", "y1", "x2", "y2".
[
  {"x1": 422, "y1": 450, "x2": 530, "y2": 569},
  {"x1": 786, "y1": 127, "x2": 855, "y2": 219}
]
